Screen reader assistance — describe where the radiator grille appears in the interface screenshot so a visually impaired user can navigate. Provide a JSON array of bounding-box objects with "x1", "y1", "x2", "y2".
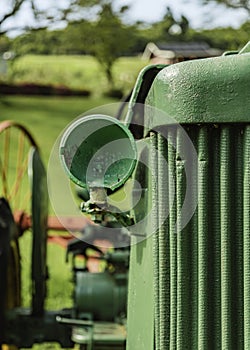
[{"x1": 151, "y1": 124, "x2": 250, "y2": 349}]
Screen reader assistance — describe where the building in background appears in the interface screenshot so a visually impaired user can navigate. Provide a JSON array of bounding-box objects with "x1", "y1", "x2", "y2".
[{"x1": 142, "y1": 41, "x2": 222, "y2": 64}]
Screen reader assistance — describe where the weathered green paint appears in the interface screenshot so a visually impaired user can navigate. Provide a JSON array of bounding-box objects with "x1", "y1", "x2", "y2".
[
  {"x1": 126, "y1": 235, "x2": 154, "y2": 350},
  {"x1": 54, "y1": 41, "x2": 250, "y2": 350},
  {"x1": 243, "y1": 126, "x2": 250, "y2": 348},
  {"x1": 197, "y1": 127, "x2": 209, "y2": 349},
  {"x1": 29, "y1": 147, "x2": 48, "y2": 316},
  {"x1": 75, "y1": 271, "x2": 127, "y2": 322},
  {"x1": 145, "y1": 43, "x2": 250, "y2": 124},
  {"x1": 125, "y1": 64, "x2": 166, "y2": 126},
  {"x1": 157, "y1": 133, "x2": 170, "y2": 349},
  {"x1": 127, "y1": 125, "x2": 250, "y2": 349},
  {"x1": 126, "y1": 138, "x2": 154, "y2": 350},
  {"x1": 126, "y1": 42, "x2": 250, "y2": 350},
  {"x1": 60, "y1": 115, "x2": 137, "y2": 191}
]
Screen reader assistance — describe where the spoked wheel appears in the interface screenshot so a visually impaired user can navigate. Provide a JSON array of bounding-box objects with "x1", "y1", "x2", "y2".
[
  {"x1": 0, "y1": 121, "x2": 38, "y2": 311},
  {"x1": 0, "y1": 121, "x2": 48, "y2": 349},
  {"x1": 0, "y1": 120, "x2": 38, "y2": 227}
]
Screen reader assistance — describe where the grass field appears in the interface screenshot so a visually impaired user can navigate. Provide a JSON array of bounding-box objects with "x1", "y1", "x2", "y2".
[
  {"x1": 0, "y1": 95, "x2": 118, "y2": 162},
  {"x1": 6, "y1": 54, "x2": 147, "y2": 96}
]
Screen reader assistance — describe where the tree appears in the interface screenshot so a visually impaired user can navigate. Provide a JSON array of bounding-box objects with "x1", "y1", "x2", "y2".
[
  {"x1": 12, "y1": 29, "x2": 66, "y2": 55},
  {"x1": 1, "y1": 0, "x2": 57, "y2": 35},
  {"x1": 0, "y1": 0, "x2": 25, "y2": 34},
  {"x1": 144, "y1": 6, "x2": 190, "y2": 43},
  {"x1": 202, "y1": 0, "x2": 250, "y2": 14},
  {"x1": 80, "y1": 2, "x2": 135, "y2": 88},
  {"x1": 0, "y1": 0, "x2": 101, "y2": 36},
  {"x1": 0, "y1": 35, "x2": 11, "y2": 53},
  {"x1": 186, "y1": 21, "x2": 250, "y2": 51}
]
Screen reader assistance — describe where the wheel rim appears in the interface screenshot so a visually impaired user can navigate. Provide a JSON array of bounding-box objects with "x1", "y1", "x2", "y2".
[{"x1": 0, "y1": 120, "x2": 38, "y2": 233}]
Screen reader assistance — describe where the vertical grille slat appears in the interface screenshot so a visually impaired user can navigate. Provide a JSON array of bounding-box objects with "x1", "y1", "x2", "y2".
[
  {"x1": 152, "y1": 123, "x2": 250, "y2": 349},
  {"x1": 210, "y1": 128, "x2": 221, "y2": 350},
  {"x1": 197, "y1": 127, "x2": 210, "y2": 349},
  {"x1": 220, "y1": 127, "x2": 232, "y2": 349},
  {"x1": 168, "y1": 127, "x2": 178, "y2": 349},
  {"x1": 232, "y1": 130, "x2": 244, "y2": 349},
  {"x1": 150, "y1": 132, "x2": 160, "y2": 350},
  {"x1": 243, "y1": 126, "x2": 250, "y2": 348},
  {"x1": 188, "y1": 128, "x2": 199, "y2": 350},
  {"x1": 176, "y1": 127, "x2": 190, "y2": 348},
  {"x1": 157, "y1": 133, "x2": 170, "y2": 349}
]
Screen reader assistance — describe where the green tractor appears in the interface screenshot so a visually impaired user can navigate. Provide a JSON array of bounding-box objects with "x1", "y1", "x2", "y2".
[{"x1": 1, "y1": 41, "x2": 250, "y2": 350}]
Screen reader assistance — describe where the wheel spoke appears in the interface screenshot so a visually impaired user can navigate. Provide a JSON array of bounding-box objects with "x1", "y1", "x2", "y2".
[
  {"x1": 9, "y1": 153, "x2": 29, "y2": 207},
  {"x1": 3, "y1": 128, "x2": 10, "y2": 180},
  {"x1": 0, "y1": 121, "x2": 38, "y2": 217},
  {"x1": 12, "y1": 131, "x2": 25, "y2": 205},
  {"x1": 0, "y1": 156, "x2": 8, "y2": 198}
]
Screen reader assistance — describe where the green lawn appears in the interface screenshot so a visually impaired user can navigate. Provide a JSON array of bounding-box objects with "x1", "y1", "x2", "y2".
[
  {"x1": 19, "y1": 231, "x2": 73, "y2": 310},
  {"x1": 6, "y1": 54, "x2": 147, "y2": 96},
  {"x1": 0, "y1": 95, "x2": 117, "y2": 163}
]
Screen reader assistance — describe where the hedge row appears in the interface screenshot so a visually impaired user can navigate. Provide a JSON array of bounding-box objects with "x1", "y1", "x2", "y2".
[{"x1": 0, "y1": 83, "x2": 91, "y2": 96}]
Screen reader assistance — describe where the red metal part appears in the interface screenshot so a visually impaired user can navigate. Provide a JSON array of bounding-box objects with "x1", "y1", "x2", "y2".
[
  {"x1": 13, "y1": 211, "x2": 113, "y2": 273},
  {"x1": 13, "y1": 210, "x2": 96, "y2": 250},
  {"x1": 47, "y1": 234, "x2": 73, "y2": 248},
  {"x1": 13, "y1": 211, "x2": 92, "y2": 233},
  {"x1": 47, "y1": 215, "x2": 92, "y2": 231}
]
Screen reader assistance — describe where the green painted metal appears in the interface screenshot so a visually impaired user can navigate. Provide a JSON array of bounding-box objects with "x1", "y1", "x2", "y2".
[
  {"x1": 145, "y1": 42, "x2": 250, "y2": 125},
  {"x1": 60, "y1": 115, "x2": 137, "y2": 191},
  {"x1": 167, "y1": 128, "x2": 177, "y2": 349},
  {"x1": 128, "y1": 125, "x2": 250, "y2": 349},
  {"x1": 126, "y1": 138, "x2": 154, "y2": 350},
  {"x1": 75, "y1": 271, "x2": 127, "y2": 322},
  {"x1": 29, "y1": 147, "x2": 48, "y2": 316},
  {"x1": 126, "y1": 42, "x2": 250, "y2": 350},
  {"x1": 156, "y1": 133, "x2": 170, "y2": 349},
  {"x1": 126, "y1": 236, "x2": 154, "y2": 350},
  {"x1": 220, "y1": 127, "x2": 232, "y2": 348},
  {"x1": 125, "y1": 64, "x2": 166, "y2": 126},
  {"x1": 151, "y1": 132, "x2": 160, "y2": 350},
  {"x1": 243, "y1": 126, "x2": 250, "y2": 347},
  {"x1": 197, "y1": 127, "x2": 209, "y2": 349},
  {"x1": 239, "y1": 41, "x2": 250, "y2": 53}
]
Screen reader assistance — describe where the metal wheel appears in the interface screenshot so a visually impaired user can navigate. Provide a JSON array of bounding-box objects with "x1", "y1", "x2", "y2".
[
  {"x1": 0, "y1": 120, "x2": 38, "y2": 231},
  {"x1": 0, "y1": 120, "x2": 38, "y2": 310}
]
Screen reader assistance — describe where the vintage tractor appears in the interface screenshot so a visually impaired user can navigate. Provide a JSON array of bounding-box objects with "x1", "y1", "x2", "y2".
[
  {"x1": 1, "y1": 40, "x2": 250, "y2": 350},
  {"x1": 59, "y1": 40, "x2": 250, "y2": 350}
]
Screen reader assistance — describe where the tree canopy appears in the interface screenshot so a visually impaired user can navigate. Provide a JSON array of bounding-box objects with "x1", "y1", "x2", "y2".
[
  {"x1": 1, "y1": 0, "x2": 249, "y2": 88},
  {"x1": 61, "y1": 2, "x2": 136, "y2": 87},
  {"x1": 81, "y1": 3, "x2": 135, "y2": 86},
  {"x1": 203, "y1": 0, "x2": 250, "y2": 13},
  {"x1": 0, "y1": 0, "x2": 103, "y2": 35}
]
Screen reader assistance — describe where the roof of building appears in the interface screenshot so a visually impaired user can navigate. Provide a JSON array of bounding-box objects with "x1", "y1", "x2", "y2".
[{"x1": 142, "y1": 41, "x2": 222, "y2": 61}]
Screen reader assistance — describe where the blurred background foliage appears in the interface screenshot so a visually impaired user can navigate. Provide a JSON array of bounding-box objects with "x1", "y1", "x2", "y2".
[{"x1": 0, "y1": 0, "x2": 249, "y2": 96}]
